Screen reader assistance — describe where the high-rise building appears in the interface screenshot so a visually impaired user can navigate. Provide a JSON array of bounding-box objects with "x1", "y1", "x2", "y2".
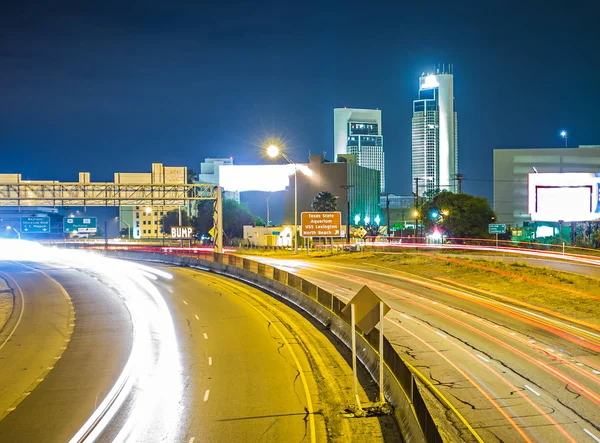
[
  {"x1": 412, "y1": 66, "x2": 458, "y2": 195},
  {"x1": 334, "y1": 108, "x2": 385, "y2": 192}
]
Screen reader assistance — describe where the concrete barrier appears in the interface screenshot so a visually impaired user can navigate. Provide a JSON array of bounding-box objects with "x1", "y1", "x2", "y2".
[{"x1": 101, "y1": 250, "x2": 444, "y2": 442}]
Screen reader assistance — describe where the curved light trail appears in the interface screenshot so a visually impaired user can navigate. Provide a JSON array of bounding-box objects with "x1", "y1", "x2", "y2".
[{"x1": 0, "y1": 239, "x2": 183, "y2": 442}]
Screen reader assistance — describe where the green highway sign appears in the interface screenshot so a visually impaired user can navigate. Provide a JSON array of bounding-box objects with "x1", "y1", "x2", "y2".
[
  {"x1": 64, "y1": 217, "x2": 97, "y2": 233},
  {"x1": 21, "y1": 216, "x2": 50, "y2": 234},
  {"x1": 489, "y1": 223, "x2": 507, "y2": 235}
]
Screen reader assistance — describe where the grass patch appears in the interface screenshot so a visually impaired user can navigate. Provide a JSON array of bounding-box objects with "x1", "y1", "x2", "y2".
[{"x1": 308, "y1": 252, "x2": 600, "y2": 326}]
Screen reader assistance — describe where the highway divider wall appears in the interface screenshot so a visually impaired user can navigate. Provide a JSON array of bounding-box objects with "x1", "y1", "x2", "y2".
[{"x1": 102, "y1": 250, "x2": 444, "y2": 443}]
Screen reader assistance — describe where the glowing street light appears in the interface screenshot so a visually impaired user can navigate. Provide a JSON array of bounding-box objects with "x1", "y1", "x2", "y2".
[
  {"x1": 354, "y1": 214, "x2": 361, "y2": 225},
  {"x1": 364, "y1": 215, "x2": 370, "y2": 225},
  {"x1": 374, "y1": 215, "x2": 381, "y2": 225},
  {"x1": 145, "y1": 207, "x2": 152, "y2": 214},
  {"x1": 265, "y1": 144, "x2": 311, "y2": 254},
  {"x1": 560, "y1": 130, "x2": 568, "y2": 148}
]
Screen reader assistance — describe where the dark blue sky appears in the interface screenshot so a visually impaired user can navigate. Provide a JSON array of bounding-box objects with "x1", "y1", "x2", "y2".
[{"x1": 1, "y1": 1, "x2": 598, "y2": 202}]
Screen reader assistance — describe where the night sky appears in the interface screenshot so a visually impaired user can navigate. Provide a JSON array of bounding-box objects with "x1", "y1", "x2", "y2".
[{"x1": 1, "y1": 1, "x2": 599, "y2": 204}]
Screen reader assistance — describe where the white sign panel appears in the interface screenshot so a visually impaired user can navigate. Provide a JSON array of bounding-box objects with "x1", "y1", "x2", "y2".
[
  {"x1": 219, "y1": 165, "x2": 295, "y2": 192},
  {"x1": 528, "y1": 173, "x2": 600, "y2": 222},
  {"x1": 171, "y1": 226, "x2": 193, "y2": 239}
]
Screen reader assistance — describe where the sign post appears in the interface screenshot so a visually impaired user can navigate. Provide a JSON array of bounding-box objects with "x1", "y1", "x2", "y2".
[
  {"x1": 488, "y1": 223, "x2": 507, "y2": 248},
  {"x1": 21, "y1": 216, "x2": 50, "y2": 234},
  {"x1": 341, "y1": 285, "x2": 391, "y2": 415}
]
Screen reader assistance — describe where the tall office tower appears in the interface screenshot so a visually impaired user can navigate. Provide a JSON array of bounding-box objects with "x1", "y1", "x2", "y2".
[
  {"x1": 334, "y1": 108, "x2": 385, "y2": 192},
  {"x1": 412, "y1": 65, "x2": 458, "y2": 195}
]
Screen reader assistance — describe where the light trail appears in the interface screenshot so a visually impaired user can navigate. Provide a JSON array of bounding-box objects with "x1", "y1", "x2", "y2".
[
  {"x1": 270, "y1": 259, "x2": 597, "y2": 440},
  {"x1": 0, "y1": 239, "x2": 184, "y2": 442}
]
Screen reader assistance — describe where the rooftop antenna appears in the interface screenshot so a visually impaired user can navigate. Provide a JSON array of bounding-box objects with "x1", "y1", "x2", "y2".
[{"x1": 443, "y1": 62, "x2": 445, "y2": 73}]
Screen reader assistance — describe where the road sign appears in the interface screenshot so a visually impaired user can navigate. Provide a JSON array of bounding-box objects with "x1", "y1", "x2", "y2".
[
  {"x1": 354, "y1": 227, "x2": 368, "y2": 239},
  {"x1": 208, "y1": 227, "x2": 215, "y2": 238},
  {"x1": 301, "y1": 211, "x2": 342, "y2": 237},
  {"x1": 488, "y1": 223, "x2": 507, "y2": 234},
  {"x1": 21, "y1": 216, "x2": 50, "y2": 233},
  {"x1": 171, "y1": 226, "x2": 193, "y2": 239},
  {"x1": 64, "y1": 217, "x2": 97, "y2": 233}
]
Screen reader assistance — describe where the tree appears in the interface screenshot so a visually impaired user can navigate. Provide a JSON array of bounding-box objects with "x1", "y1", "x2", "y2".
[
  {"x1": 419, "y1": 191, "x2": 497, "y2": 239},
  {"x1": 312, "y1": 191, "x2": 338, "y2": 211},
  {"x1": 161, "y1": 210, "x2": 191, "y2": 235},
  {"x1": 254, "y1": 216, "x2": 266, "y2": 227},
  {"x1": 422, "y1": 188, "x2": 441, "y2": 202},
  {"x1": 192, "y1": 199, "x2": 258, "y2": 240},
  {"x1": 187, "y1": 168, "x2": 197, "y2": 184}
]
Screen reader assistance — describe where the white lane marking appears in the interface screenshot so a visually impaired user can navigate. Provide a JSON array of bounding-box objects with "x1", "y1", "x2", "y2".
[
  {"x1": 432, "y1": 301, "x2": 438, "y2": 305},
  {"x1": 189, "y1": 437, "x2": 195, "y2": 443},
  {"x1": 208, "y1": 357, "x2": 212, "y2": 366},
  {"x1": 168, "y1": 288, "x2": 174, "y2": 293},
  {"x1": 203, "y1": 333, "x2": 208, "y2": 340},
  {"x1": 476, "y1": 355, "x2": 490, "y2": 363},
  {"x1": 584, "y1": 429, "x2": 600, "y2": 442},
  {"x1": 183, "y1": 300, "x2": 188, "y2": 305},
  {"x1": 524, "y1": 385, "x2": 541, "y2": 396},
  {"x1": 435, "y1": 331, "x2": 446, "y2": 339},
  {"x1": 576, "y1": 362, "x2": 584, "y2": 366},
  {"x1": 592, "y1": 370, "x2": 600, "y2": 375},
  {"x1": 195, "y1": 314, "x2": 199, "y2": 320},
  {"x1": 546, "y1": 348, "x2": 554, "y2": 353},
  {"x1": 203, "y1": 390, "x2": 210, "y2": 402},
  {"x1": 399, "y1": 313, "x2": 410, "y2": 319}
]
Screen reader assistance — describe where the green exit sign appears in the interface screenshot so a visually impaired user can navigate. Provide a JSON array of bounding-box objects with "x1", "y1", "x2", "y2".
[{"x1": 489, "y1": 224, "x2": 507, "y2": 234}]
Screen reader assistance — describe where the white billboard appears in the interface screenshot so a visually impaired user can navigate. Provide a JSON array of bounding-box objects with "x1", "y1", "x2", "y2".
[
  {"x1": 219, "y1": 164, "x2": 301, "y2": 193},
  {"x1": 528, "y1": 173, "x2": 600, "y2": 222}
]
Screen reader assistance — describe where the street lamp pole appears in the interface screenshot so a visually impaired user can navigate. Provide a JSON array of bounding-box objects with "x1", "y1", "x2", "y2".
[
  {"x1": 340, "y1": 184, "x2": 354, "y2": 244},
  {"x1": 121, "y1": 219, "x2": 131, "y2": 240},
  {"x1": 294, "y1": 165, "x2": 298, "y2": 254},
  {"x1": 561, "y1": 130, "x2": 568, "y2": 148},
  {"x1": 6, "y1": 226, "x2": 20, "y2": 239}
]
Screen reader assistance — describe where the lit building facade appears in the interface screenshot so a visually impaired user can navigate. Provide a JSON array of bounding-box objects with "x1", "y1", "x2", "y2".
[
  {"x1": 283, "y1": 154, "x2": 380, "y2": 229},
  {"x1": 412, "y1": 68, "x2": 458, "y2": 195},
  {"x1": 117, "y1": 163, "x2": 188, "y2": 239},
  {"x1": 494, "y1": 145, "x2": 600, "y2": 225},
  {"x1": 334, "y1": 108, "x2": 385, "y2": 192}
]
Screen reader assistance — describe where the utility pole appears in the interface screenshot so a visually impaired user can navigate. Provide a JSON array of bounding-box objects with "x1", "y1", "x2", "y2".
[
  {"x1": 413, "y1": 178, "x2": 420, "y2": 242},
  {"x1": 455, "y1": 173, "x2": 464, "y2": 194},
  {"x1": 386, "y1": 193, "x2": 391, "y2": 243},
  {"x1": 340, "y1": 184, "x2": 354, "y2": 244}
]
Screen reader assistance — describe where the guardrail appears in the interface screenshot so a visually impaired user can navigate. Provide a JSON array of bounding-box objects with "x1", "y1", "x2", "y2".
[{"x1": 98, "y1": 249, "x2": 467, "y2": 443}]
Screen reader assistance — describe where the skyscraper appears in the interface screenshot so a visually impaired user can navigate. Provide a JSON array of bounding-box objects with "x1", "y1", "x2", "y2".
[
  {"x1": 334, "y1": 108, "x2": 385, "y2": 192},
  {"x1": 412, "y1": 66, "x2": 458, "y2": 195}
]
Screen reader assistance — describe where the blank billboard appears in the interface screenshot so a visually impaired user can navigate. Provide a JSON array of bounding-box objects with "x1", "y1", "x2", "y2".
[{"x1": 529, "y1": 173, "x2": 600, "y2": 222}]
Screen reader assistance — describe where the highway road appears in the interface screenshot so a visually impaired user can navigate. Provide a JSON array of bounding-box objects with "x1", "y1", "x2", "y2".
[
  {"x1": 251, "y1": 255, "x2": 600, "y2": 443},
  {"x1": 0, "y1": 243, "x2": 398, "y2": 442},
  {"x1": 0, "y1": 260, "x2": 133, "y2": 442}
]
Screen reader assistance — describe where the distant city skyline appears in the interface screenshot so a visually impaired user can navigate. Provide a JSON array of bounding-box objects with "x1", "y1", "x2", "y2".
[{"x1": 1, "y1": 2, "x2": 598, "y2": 204}]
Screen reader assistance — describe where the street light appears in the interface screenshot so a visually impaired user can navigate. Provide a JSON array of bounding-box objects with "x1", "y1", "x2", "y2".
[
  {"x1": 560, "y1": 130, "x2": 568, "y2": 148},
  {"x1": 266, "y1": 144, "x2": 312, "y2": 254},
  {"x1": 6, "y1": 226, "x2": 20, "y2": 239}
]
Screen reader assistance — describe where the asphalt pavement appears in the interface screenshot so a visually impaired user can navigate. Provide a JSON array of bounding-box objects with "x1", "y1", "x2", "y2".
[
  {"x1": 0, "y1": 261, "x2": 133, "y2": 443},
  {"x1": 250, "y1": 256, "x2": 600, "y2": 443},
  {"x1": 151, "y1": 265, "x2": 399, "y2": 443}
]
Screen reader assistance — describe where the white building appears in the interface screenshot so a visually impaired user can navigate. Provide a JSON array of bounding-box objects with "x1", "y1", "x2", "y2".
[
  {"x1": 494, "y1": 145, "x2": 600, "y2": 225},
  {"x1": 198, "y1": 157, "x2": 240, "y2": 202},
  {"x1": 412, "y1": 66, "x2": 458, "y2": 195},
  {"x1": 334, "y1": 108, "x2": 385, "y2": 192}
]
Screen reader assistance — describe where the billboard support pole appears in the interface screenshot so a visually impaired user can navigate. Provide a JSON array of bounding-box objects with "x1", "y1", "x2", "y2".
[
  {"x1": 496, "y1": 233, "x2": 498, "y2": 248},
  {"x1": 378, "y1": 301, "x2": 384, "y2": 403}
]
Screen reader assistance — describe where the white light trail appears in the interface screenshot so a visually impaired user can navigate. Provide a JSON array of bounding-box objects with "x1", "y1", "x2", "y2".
[{"x1": 0, "y1": 240, "x2": 183, "y2": 442}]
